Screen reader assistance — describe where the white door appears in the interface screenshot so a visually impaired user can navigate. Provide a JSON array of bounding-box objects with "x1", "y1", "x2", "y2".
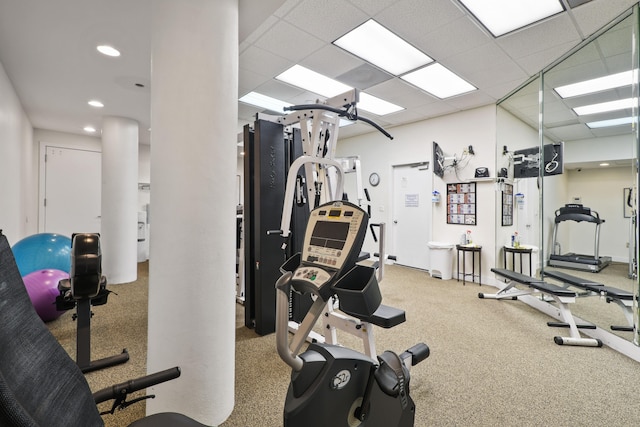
[
  {"x1": 42, "y1": 146, "x2": 101, "y2": 237},
  {"x1": 391, "y1": 164, "x2": 431, "y2": 270}
]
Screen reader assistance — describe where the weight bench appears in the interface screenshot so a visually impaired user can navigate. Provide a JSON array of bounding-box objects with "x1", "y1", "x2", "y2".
[
  {"x1": 481, "y1": 268, "x2": 602, "y2": 347},
  {"x1": 543, "y1": 269, "x2": 634, "y2": 332}
]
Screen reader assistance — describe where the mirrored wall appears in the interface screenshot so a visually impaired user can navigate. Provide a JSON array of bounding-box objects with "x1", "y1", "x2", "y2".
[{"x1": 496, "y1": 5, "x2": 639, "y2": 345}]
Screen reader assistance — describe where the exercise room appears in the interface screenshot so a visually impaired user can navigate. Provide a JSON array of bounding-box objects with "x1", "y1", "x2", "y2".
[{"x1": 1, "y1": 1, "x2": 640, "y2": 426}]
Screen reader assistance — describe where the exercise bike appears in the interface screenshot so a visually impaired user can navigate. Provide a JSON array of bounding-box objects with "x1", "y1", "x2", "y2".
[{"x1": 275, "y1": 200, "x2": 429, "y2": 426}]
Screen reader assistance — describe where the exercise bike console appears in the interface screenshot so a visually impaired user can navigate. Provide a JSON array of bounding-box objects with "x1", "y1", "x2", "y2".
[{"x1": 287, "y1": 201, "x2": 368, "y2": 299}]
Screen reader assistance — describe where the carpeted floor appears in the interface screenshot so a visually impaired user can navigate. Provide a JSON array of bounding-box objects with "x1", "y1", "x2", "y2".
[{"x1": 47, "y1": 261, "x2": 640, "y2": 426}]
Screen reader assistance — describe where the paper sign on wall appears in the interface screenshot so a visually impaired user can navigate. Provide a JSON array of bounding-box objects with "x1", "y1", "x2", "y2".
[{"x1": 405, "y1": 194, "x2": 419, "y2": 207}]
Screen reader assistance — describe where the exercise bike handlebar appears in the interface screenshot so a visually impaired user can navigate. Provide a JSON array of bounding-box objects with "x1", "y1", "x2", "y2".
[
  {"x1": 275, "y1": 272, "x2": 304, "y2": 371},
  {"x1": 92, "y1": 367, "x2": 181, "y2": 404},
  {"x1": 283, "y1": 104, "x2": 394, "y2": 140}
]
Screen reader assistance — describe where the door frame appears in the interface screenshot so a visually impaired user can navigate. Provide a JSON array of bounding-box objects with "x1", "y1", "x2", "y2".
[
  {"x1": 38, "y1": 143, "x2": 102, "y2": 233},
  {"x1": 390, "y1": 161, "x2": 432, "y2": 270}
]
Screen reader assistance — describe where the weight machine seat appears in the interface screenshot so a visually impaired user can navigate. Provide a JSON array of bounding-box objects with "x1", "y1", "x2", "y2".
[
  {"x1": 361, "y1": 304, "x2": 406, "y2": 328},
  {"x1": 0, "y1": 232, "x2": 203, "y2": 427}
]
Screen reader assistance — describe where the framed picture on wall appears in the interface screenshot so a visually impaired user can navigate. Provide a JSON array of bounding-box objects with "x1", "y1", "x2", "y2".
[
  {"x1": 624, "y1": 187, "x2": 633, "y2": 218},
  {"x1": 502, "y1": 183, "x2": 513, "y2": 226},
  {"x1": 447, "y1": 182, "x2": 476, "y2": 225}
]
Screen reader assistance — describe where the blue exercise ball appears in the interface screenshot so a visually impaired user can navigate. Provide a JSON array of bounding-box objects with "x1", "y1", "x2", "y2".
[
  {"x1": 23, "y1": 269, "x2": 69, "y2": 322},
  {"x1": 12, "y1": 233, "x2": 72, "y2": 277}
]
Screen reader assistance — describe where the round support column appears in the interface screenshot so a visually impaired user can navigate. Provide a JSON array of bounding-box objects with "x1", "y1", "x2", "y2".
[
  {"x1": 101, "y1": 116, "x2": 139, "y2": 284},
  {"x1": 147, "y1": 0, "x2": 237, "y2": 424}
]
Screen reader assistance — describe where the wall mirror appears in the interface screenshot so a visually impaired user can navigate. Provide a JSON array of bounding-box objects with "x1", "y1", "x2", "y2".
[{"x1": 496, "y1": 5, "x2": 639, "y2": 345}]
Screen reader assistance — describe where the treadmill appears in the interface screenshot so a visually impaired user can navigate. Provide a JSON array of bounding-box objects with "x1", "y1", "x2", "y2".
[{"x1": 548, "y1": 204, "x2": 611, "y2": 272}]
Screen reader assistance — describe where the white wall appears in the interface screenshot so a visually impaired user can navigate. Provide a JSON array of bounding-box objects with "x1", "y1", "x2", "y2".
[
  {"x1": 0, "y1": 60, "x2": 35, "y2": 244},
  {"x1": 337, "y1": 105, "x2": 497, "y2": 281}
]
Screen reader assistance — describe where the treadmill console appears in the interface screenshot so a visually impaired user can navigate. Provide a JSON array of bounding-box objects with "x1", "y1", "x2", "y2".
[{"x1": 290, "y1": 201, "x2": 368, "y2": 297}]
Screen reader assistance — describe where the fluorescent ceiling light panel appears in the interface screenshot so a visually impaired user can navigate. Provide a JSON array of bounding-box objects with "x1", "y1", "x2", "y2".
[
  {"x1": 586, "y1": 116, "x2": 635, "y2": 128},
  {"x1": 573, "y1": 97, "x2": 637, "y2": 116},
  {"x1": 459, "y1": 0, "x2": 564, "y2": 37},
  {"x1": 276, "y1": 65, "x2": 351, "y2": 98},
  {"x1": 239, "y1": 91, "x2": 292, "y2": 113},
  {"x1": 333, "y1": 19, "x2": 433, "y2": 75},
  {"x1": 555, "y1": 70, "x2": 633, "y2": 98},
  {"x1": 83, "y1": 126, "x2": 96, "y2": 133},
  {"x1": 401, "y1": 63, "x2": 476, "y2": 99},
  {"x1": 358, "y1": 93, "x2": 404, "y2": 115}
]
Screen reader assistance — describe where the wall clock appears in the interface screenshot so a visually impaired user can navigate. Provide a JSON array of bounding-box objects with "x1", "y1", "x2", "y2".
[{"x1": 369, "y1": 172, "x2": 380, "y2": 186}]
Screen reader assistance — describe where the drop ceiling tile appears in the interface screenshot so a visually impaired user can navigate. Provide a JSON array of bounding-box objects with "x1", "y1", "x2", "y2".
[
  {"x1": 238, "y1": 68, "x2": 272, "y2": 96},
  {"x1": 254, "y1": 20, "x2": 325, "y2": 63},
  {"x1": 346, "y1": 0, "x2": 400, "y2": 16},
  {"x1": 298, "y1": 44, "x2": 364, "y2": 79},
  {"x1": 516, "y1": 40, "x2": 581, "y2": 75},
  {"x1": 413, "y1": 16, "x2": 491, "y2": 62},
  {"x1": 240, "y1": 46, "x2": 293, "y2": 77},
  {"x1": 365, "y1": 78, "x2": 438, "y2": 108},
  {"x1": 282, "y1": 0, "x2": 368, "y2": 42},
  {"x1": 443, "y1": 90, "x2": 496, "y2": 112},
  {"x1": 242, "y1": 15, "x2": 280, "y2": 46},
  {"x1": 497, "y1": 14, "x2": 581, "y2": 60},
  {"x1": 253, "y1": 79, "x2": 307, "y2": 100},
  {"x1": 375, "y1": 0, "x2": 465, "y2": 45},
  {"x1": 273, "y1": 0, "x2": 304, "y2": 18},
  {"x1": 570, "y1": 0, "x2": 636, "y2": 37}
]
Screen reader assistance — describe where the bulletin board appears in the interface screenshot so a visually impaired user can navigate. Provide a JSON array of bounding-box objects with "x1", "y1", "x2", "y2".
[
  {"x1": 502, "y1": 183, "x2": 513, "y2": 226},
  {"x1": 447, "y1": 182, "x2": 476, "y2": 225}
]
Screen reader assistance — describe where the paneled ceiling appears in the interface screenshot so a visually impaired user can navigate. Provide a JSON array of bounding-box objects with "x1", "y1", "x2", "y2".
[{"x1": 0, "y1": 0, "x2": 637, "y2": 145}]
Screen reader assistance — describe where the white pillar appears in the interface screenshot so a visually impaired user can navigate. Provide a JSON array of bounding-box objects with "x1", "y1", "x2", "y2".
[
  {"x1": 101, "y1": 116, "x2": 139, "y2": 284},
  {"x1": 147, "y1": 1, "x2": 237, "y2": 424}
]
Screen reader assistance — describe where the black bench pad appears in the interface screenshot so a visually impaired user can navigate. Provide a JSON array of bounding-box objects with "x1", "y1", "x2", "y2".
[
  {"x1": 492, "y1": 268, "x2": 576, "y2": 298},
  {"x1": 543, "y1": 270, "x2": 632, "y2": 300}
]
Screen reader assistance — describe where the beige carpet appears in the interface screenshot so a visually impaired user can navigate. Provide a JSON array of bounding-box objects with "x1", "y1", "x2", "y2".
[{"x1": 47, "y1": 262, "x2": 640, "y2": 426}]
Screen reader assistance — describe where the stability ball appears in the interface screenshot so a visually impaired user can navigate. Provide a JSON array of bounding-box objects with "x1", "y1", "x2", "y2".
[
  {"x1": 23, "y1": 269, "x2": 69, "y2": 322},
  {"x1": 12, "y1": 233, "x2": 72, "y2": 277}
]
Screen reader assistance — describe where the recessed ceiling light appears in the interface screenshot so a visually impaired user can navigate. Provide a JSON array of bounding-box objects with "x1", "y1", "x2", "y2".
[
  {"x1": 333, "y1": 19, "x2": 433, "y2": 75},
  {"x1": 239, "y1": 91, "x2": 292, "y2": 113},
  {"x1": 96, "y1": 45, "x2": 121, "y2": 57},
  {"x1": 358, "y1": 93, "x2": 404, "y2": 115},
  {"x1": 276, "y1": 65, "x2": 352, "y2": 98},
  {"x1": 401, "y1": 63, "x2": 476, "y2": 99},
  {"x1": 555, "y1": 70, "x2": 633, "y2": 98},
  {"x1": 586, "y1": 116, "x2": 635, "y2": 128},
  {"x1": 83, "y1": 126, "x2": 97, "y2": 133},
  {"x1": 459, "y1": 0, "x2": 564, "y2": 37},
  {"x1": 573, "y1": 98, "x2": 636, "y2": 116},
  {"x1": 88, "y1": 100, "x2": 104, "y2": 108},
  {"x1": 599, "y1": 163, "x2": 610, "y2": 166}
]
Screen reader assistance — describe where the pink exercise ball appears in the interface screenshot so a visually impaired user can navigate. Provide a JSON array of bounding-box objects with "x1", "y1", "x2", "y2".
[{"x1": 23, "y1": 269, "x2": 69, "y2": 322}]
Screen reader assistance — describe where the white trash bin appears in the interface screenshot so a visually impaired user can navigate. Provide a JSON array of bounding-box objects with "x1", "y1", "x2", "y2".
[{"x1": 428, "y1": 242, "x2": 455, "y2": 280}]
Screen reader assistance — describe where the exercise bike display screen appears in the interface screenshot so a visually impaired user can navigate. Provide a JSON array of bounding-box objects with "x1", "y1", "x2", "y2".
[
  {"x1": 309, "y1": 221, "x2": 349, "y2": 250},
  {"x1": 290, "y1": 201, "x2": 367, "y2": 295}
]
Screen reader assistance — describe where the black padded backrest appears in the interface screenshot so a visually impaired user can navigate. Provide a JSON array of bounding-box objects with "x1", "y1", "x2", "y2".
[{"x1": 0, "y1": 233, "x2": 104, "y2": 427}]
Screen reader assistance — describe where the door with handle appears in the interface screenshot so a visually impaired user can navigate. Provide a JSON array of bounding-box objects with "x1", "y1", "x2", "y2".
[{"x1": 391, "y1": 164, "x2": 431, "y2": 270}]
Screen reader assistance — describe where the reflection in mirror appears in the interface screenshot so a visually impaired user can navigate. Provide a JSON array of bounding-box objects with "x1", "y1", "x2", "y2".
[{"x1": 496, "y1": 7, "x2": 639, "y2": 345}]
